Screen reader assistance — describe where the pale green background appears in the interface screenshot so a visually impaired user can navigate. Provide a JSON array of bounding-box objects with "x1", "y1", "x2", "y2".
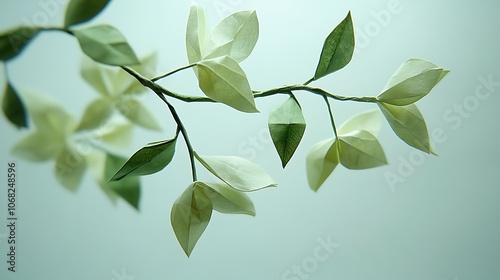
[{"x1": 0, "y1": 0, "x2": 499, "y2": 279}]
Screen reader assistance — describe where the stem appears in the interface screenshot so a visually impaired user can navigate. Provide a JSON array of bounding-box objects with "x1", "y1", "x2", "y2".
[
  {"x1": 151, "y1": 63, "x2": 197, "y2": 82},
  {"x1": 323, "y1": 95, "x2": 338, "y2": 138},
  {"x1": 303, "y1": 77, "x2": 315, "y2": 86},
  {"x1": 121, "y1": 66, "x2": 198, "y2": 182}
]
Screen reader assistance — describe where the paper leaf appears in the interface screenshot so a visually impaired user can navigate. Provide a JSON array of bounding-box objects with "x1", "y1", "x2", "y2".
[
  {"x1": 199, "y1": 182, "x2": 255, "y2": 216},
  {"x1": 85, "y1": 150, "x2": 119, "y2": 204},
  {"x1": 0, "y1": 27, "x2": 40, "y2": 61},
  {"x1": 110, "y1": 136, "x2": 177, "y2": 181},
  {"x1": 314, "y1": 12, "x2": 354, "y2": 80},
  {"x1": 104, "y1": 153, "x2": 141, "y2": 209},
  {"x1": 2, "y1": 82, "x2": 28, "y2": 128},
  {"x1": 339, "y1": 130, "x2": 387, "y2": 170},
  {"x1": 194, "y1": 152, "x2": 277, "y2": 192},
  {"x1": 116, "y1": 98, "x2": 162, "y2": 130},
  {"x1": 197, "y1": 56, "x2": 258, "y2": 113},
  {"x1": 377, "y1": 58, "x2": 449, "y2": 105},
  {"x1": 73, "y1": 24, "x2": 139, "y2": 66},
  {"x1": 186, "y1": 4, "x2": 208, "y2": 64},
  {"x1": 11, "y1": 132, "x2": 62, "y2": 161},
  {"x1": 306, "y1": 138, "x2": 339, "y2": 191},
  {"x1": 54, "y1": 144, "x2": 87, "y2": 191},
  {"x1": 97, "y1": 117, "x2": 134, "y2": 148},
  {"x1": 64, "y1": 0, "x2": 111, "y2": 27},
  {"x1": 171, "y1": 182, "x2": 212, "y2": 257},
  {"x1": 76, "y1": 97, "x2": 113, "y2": 131},
  {"x1": 204, "y1": 10, "x2": 259, "y2": 63},
  {"x1": 80, "y1": 56, "x2": 113, "y2": 96},
  {"x1": 268, "y1": 96, "x2": 306, "y2": 167},
  {"x1": 378, "y1": 102, "x2": 432, "y2": 153},
  {"x1": 338, "y1": 109, "x2": 382, "y2": 136}
]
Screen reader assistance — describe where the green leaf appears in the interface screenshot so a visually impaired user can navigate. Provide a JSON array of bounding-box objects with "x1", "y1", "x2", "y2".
[
  {"x1": 73, "y1": 24, "x2": 139, "y2": 66},
  {"x1": 377, "y1": 58, "x2": 449, "y2": 105},
  {"x1": 268, "y1": 96, "x2": 306, "y2": 167},
  {"x1": 54, "y1": 144, "x2": 87, "y2": 191},
  {"x1": 186, "y1": 4, "x2": 208, "y2": 64},
  {"x1": 116, "y1": 98, "x2": 162, "y2": 130},
  {"x1": 80, "y1": 56, "x2": 113, "y2": 96},
  {"x1": 378, "y1": 102, "x2": 432, "y2": 153},
  {"x1": 204, "y1": 10, "x2": 259, "y2": 62},
  {"x1": 11, "y1": 131, "x2": 63, "y2": 161},
  {"x1": 76, "y1": 97, "x2": 113, "y2": 131},
  {"x1": 197, "y1": 56, "x2": 257, "y2": 113},
  {"x1": 314, "y1": 11, "x2": 354, "y2": 80},
  {"x1": 85, "y1": 150, "x2": 119, "y2": 204},
  {"x1": 171, "y1": 182, "x2": 212, "y2": 257},
  {"x1": 104, "y1": 153, "x2": 141, "y2": 209},
  {"x1": 110, "y1": 136, "x2": 177, "y2": 181},
  {"x1": 64, "y1": 0, "x2": 111, "y2": 27},
  {"x1": 339, "y1": 130, "x2": 387, "y2": 170},
  {"x1": 306, "y1": 138, "x2": 339, "y2": 191},
  {"x1": 338, "y1": 109, "x2": 382, "y2": 136},
  {"x1": 199, "y1": 182, "x2": 255, "y2": 216},
  {"x1": 2, "y1": 82, "x2": 28, "y2": 128},
  {"x1": 0, "y1": 27, "x2": 40, "y2": 61},
  {"x1": 194, "y1": 152, "x2": 277, "y2": 192}
]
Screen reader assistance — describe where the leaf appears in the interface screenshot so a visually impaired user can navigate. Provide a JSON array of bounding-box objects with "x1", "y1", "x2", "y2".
[
  {"x1": 85, "y1": 150, "x2": 119, "y2": 204},
  {"x1": 186, "y1": 4, "x2": 208, "y2": 64},
  {"x1": 80, "y1": 56, "x2": 114, "y2": 96},
  {"x1": 339, "y1": 130, "x2": 387, "y2": 170},
  {"x1": 314, "y1": 12, "x2": 354, "y2": 80},
  {"x1": 73, "y1": 24, "x2": 139, "y2": 66},
  {"x1": 0, "y1": 27, "x2": 40, "y2": 61},
  {"x1": 2, "y1": 82, "x2": 28, "y2": 128},
  {"x1": 306, "y1": 138, "x2": 339, "y2": 191},
  {"x1": 64, "y1": 0, "x2": 111, "y2": 27},
  {"x1": 338, "y1": 109, "x2": 382, "y2": 136},
  {"x1": 197, "y1": 56, "x2": 257, "y2": 113},
  {"x1": 76, "y1": 97, "x2": 113, "y2": 131},
  {"x1": 116, "y1": 98, "x2": 162, "y2": 130},
  {"x1": 378, "y1": 102, "x2": 432, "y2": 153},
  {"x1": 54, "y1": 144, "x2": 87, "y2": 191},
  {"x1": 171, "y1": 182, "x2": 212, "y2": 257},
  {"x1": 104, "y1": 153, "x2": 141, "y2": 209},
  {"x1": 377, "y1": 58, "x2": 449, "y2": 105},
  {"x1": 11, "y1": 131, "x2": 63, "y2": 161},
  {"x1": 194, "y1": 152, "x2": 277, "y2": 192},
  {"x1": 268, "y1": 96, "x2": 306, "y2": 167},
  {"x1": 199, "y1": 182, "x2": 255, "y2": 216},
  {"x1": 110, "y1": 136, "x2": 177, "y2": 181},
  {"x1": 204, "y1": 10, "x2": 259, "y2": 63},
  {"x1": 97, "y1": 117, "x2": 134, "y2": 148}
]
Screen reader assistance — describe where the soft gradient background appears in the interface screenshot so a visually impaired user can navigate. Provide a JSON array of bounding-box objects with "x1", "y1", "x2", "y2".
[{"x1": 1, "y1": 0, "x2": 499, "y2": 279}]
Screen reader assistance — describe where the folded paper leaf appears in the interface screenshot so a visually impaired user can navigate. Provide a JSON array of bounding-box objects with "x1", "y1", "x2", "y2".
[
  {"x1": 0, "y1": 26, "x2": 40, "y2": 61},
  {"x1": 64, "y1": 0, "x2": 111, "y2": 27},
  {"x1": 73, "y1": 24, "x2": 139, "y2": 66},
  {"x1": 306, "y1": 138, "x2": 339, "y2": 191},
  {"x1": 199, "y1": 182, "x2": 255, "y2": 216},
  {"x1": 268, "y1": 95, "x2": 306, "y2": 168},
  {"x1": 186, "y1": 4, "x2": 208, "y2": 65},
  {"x1": 194, "y1": 152, "x2": 277, "y2": 192},
  {"x1": 338, "y1": 109, "x2": 381, "y2": 136},
  {"x1": 339, "y1": 130, "x2": 387, "y2": 170},
  {"x1": 54, "y1": 144, "x2": 87, "y2": 191},
  {"x1": 76, "y1": 97, "x2": 113, "y2": 131},
  {"x1": 2, "y1": 82, "x2": 28, "y2": 128},
  {"x1": 378, "y1": 102, "x2": 433, "y2": 154},
  {"x1": 116, "y1": 98, "x2": 162, "y2": 130},
  {"x1": 204, "y1": 10, "x2": 259, "y2": 63},
  {"x1": 197, "y1": 56, "x2": 258, "y2": 113},
  {"x1": 104, "y1": 153, "x2": 141, "y2": 209},
  {"x1": 171, "y1": 182, "x2": 212, "y2": 257},
  {"x1": 110, "y1": 136, "x2": 177, "y2": 181},
  {"x1": 314, "y1": 11, "x2": 354, "y2": 80},
  {"x1": 377, "y1": 58, "x2": 449, "y2": 105}
]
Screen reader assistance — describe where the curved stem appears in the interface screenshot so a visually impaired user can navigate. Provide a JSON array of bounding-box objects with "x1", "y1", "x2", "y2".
[
  {"x1": 121, "y1": 66, "x2": 198, "y2": 182},
  {"x1": 323, "y1": 95, "x2": 338, "y2": 138},
  {"x1": 151, "y1": 63, "x2": 197, "y2": 82}
]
